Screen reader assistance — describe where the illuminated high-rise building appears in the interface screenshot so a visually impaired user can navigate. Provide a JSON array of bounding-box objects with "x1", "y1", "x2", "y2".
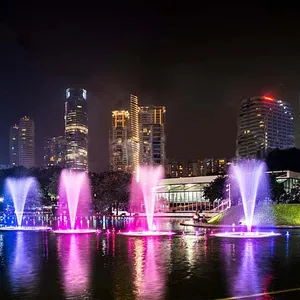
[
  {"x1": 130, "y1": 94, "x2": 140, "y2": 178},
  {"x1": 236, "y1": 96, "x2": 294, "y2": 158},
  {"x1": 44, "y1": 136, "x2": 67, "y2": 168},
  {"x1": 9, "y1": 124, "x2": 19, "y2": 167},
  {"x1": 65, "y1": 87, "x2": 88, "y2": 171},
  {"x1": 139, "y1": 105, "x2": 166, "y2": 166},
  {"x1": 109, "y1": 110, "x2": 130, "y2": 171},
  {"x1": 18, "y1": 116, "x2": 35, "y2": 168}
]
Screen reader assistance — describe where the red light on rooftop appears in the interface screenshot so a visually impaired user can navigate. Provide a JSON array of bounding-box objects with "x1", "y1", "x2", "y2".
[{"x1": 263, "y1": 96, "x2": 274, "y2": 101}]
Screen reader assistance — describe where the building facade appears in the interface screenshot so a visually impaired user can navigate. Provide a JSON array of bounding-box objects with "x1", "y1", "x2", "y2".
[
  {"x1": 18, "y1": 116, "x2": 35, "y2": 168},
  {"x1": 44, "y1": 136, "x2": 67, "y2": 168},
  {"x1": 139, "y1": 105, "x2": 166, "y2": 166},
  {"x1": 130, "y1": 94, "x2": 140, "y2": 178},
  {"x1": 166, "y1": 158, "x2": 229, "y2": 178},
  {"x1": 236, "y1": 96, "x2": 294, "y2": 158},
  {"x1": 65, "y1": 88, "x2": 88, "y2": 171},
  {"x1": 109, "y1": 110, "x2": 130, "y2": 171},
  {"x1": 9, "y1": 124, "x2": 19, "y2": 167}
]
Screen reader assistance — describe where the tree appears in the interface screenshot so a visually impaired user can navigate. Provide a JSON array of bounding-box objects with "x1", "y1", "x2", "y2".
[
  {"x1": 90, "y1": 171, "x2": 132, "y2": 213},
  {"x1": 269, "y1": 174, "x2": 286, "y2": 203},
  {"x1": 203, "y1": 176, "x2": 226, "y2": 203}
]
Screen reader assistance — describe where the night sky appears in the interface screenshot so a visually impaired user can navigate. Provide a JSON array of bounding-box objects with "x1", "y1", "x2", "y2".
[{"x1": 1, "y1": 4, "x2": 300, "y2": 172}]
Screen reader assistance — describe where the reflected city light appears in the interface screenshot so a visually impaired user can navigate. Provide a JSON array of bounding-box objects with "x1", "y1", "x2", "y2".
[
  {"x1": 132, "y1": 238, "x2": 168, "y2": 299},
  {"x1": 9, "y1": 232, "x2": 39, "y2": 293},
  {"x1": 223, "y1": 240, "x2": 273, "y2": 298},
  {"x1": 57, "y1": 234, "x2": 92, "y2": 298}
]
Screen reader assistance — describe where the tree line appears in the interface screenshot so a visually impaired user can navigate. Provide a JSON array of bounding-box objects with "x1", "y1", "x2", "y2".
[{"x1": 0, "y1": 166, "x2": 132, "y2": 214}]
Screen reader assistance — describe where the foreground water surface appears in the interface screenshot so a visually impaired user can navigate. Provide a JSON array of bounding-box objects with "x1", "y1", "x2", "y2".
[{"x1": 1, "y1": 218, "x2": 300, "y2": 299}]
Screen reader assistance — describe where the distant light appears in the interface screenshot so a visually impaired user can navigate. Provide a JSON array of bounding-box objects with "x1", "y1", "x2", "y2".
[
  {"x1": 263, "y1": 96, "x2": 274, "y2": 102},
  {"x1": 0, "y1": 197, "x2": 3, "y2": 203}
]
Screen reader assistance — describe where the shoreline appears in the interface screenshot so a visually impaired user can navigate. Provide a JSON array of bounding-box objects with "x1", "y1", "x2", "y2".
[{"x1": 180, "y1": 221, "x2": 300, "y2": 229}]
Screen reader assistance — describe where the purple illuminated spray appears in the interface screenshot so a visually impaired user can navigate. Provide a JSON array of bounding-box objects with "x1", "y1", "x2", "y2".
[
  {"x1": 130, "y1": 165, "x2": 164, "y2": 231},
  {"x1": 58, "y1": 170, "x2": 91, "y2": 230},
  {"x1": 5, "y1": 178, "x2": 37, "y2": 227},
  {"x1": 230, "y1": 160, "x2": 266, "y2": 232}
]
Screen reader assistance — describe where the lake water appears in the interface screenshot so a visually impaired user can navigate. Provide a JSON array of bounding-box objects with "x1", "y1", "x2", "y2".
[{"x1": 1, "y1": 218, "x2": 300, "y2": 299}]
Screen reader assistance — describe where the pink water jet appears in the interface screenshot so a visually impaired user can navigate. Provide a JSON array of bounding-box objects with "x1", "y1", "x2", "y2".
[
  {"x1": 139, "y1": 165, "x2": 164, "y2": 231},
  {"x1": 123, "y1": 165, "x2": 175, "y2": 236},
  {"x1": 57, "y1": 169, "x2": 91, "y2": 230}
]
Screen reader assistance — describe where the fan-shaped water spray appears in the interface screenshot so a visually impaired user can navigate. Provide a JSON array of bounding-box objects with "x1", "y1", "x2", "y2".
[
  {"x1": 231, "y1": 160, "x2": 266, "y2": 232},
  {"x1": 121, "y1": 165, "x2": 175, "y2": 236},
  {"x1": 55, "y1": 169, "x2": 95, "y2": 233},
  {"x1": 5, "y1": 177, "x2": 38, "y2": 227}
]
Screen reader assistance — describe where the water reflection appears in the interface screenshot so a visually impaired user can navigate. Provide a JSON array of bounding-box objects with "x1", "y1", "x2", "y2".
[
  {"x1": 223, "y1": 240, "x2": 273, "y2": 298},
  {"x1": 130, "y1": 237, "x2": 169, "y2": 300},
  {"x1": 0, "y1": 234, "x2": 3, "y2": 265},
  {"x1": 9, "y1": 232, "x2": 40, "y2": 293},
  {"x1": 57, "y1": 234, "x2": 92, "y2": 299}
]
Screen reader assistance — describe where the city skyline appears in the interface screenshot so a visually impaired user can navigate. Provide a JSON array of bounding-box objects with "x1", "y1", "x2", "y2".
[{"x1": 2, "y1": 6, "x2": 300, "y2": 172}]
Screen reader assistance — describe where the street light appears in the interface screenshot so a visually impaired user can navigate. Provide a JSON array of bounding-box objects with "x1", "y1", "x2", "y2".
[{"x1": 0, "y1": 197, "x2": 4, "y2": 203}]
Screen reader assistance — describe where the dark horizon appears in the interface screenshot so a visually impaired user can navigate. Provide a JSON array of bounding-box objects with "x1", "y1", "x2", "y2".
[{"x1": 1, "y1": 5, "x2": 300, "y2": 172}]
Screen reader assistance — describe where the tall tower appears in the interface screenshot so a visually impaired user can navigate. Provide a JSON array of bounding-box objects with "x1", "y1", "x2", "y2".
[
  {"x1": 18, "y1": 116, "x2": 35, "y2": 168},
  {"x1": 139, "y1": 105, "x2": 166, "y2": 166},
  {"x1": 109, "y1": 110, "x2": 130, "y2": 171},
  {"x1": 9, "y1": 124, "x2": 19, "y2": 167},
  {"x1": 44, "y1": 136, "x2": 67, "y2": 168},
  {"x1": 65, "y1": 87, "x2": 88, "y2": 171},
  {"x1": 236, "y1": 96, "x2": 294, "y2": 158},
  {"x1": 130, "y1": 94, "x2": 140, "y2": 179}
]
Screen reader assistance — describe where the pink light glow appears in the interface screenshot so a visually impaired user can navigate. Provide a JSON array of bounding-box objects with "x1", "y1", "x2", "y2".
[
  {"x1": 58, "y1": 170, "x2": 91, "y2": 230},
  {"x1": 132, "y1": 238, "x2": 167, "y2": 299},
  {"x1": 130, "y1": 165, "x2": 164, "y2": 231},
  {"x1": 57, "y1": 234, "x2": 91, "y2": 297}
]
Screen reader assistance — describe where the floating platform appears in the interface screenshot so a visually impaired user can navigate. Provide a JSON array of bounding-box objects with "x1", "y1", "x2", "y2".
[
  {"x1": 119, "y1": 231, "x2": 176, "y2": 237},
  {"x1": 212, "y1": 231, "x2": 281, "y2": 238},
  {"x1": 52, "y1": 229, "x2": 97, "y2": 234},
  {"x1": 0, "y1": 226, "x2": 52, "y2": 232}
]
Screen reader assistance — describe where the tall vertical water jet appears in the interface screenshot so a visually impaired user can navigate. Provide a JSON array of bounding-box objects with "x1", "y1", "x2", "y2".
[
  {"x1": 122, "y1": 165, "x2": 175, "y2": 236},
  {"x1": 5, "y1": 177, "x2": 38, "y2": 227},
  {"x1": 231, "y1": 160, "x2": 266, "y2": 232},
  {"x1": 56, "y1": 169, "x2": 94, "y2": 233},
  {"x1": 138, "y1": 165, "x2": 164, "y2": 231}
]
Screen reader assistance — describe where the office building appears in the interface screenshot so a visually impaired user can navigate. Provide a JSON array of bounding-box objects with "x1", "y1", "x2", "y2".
[
  {"x1": 18, "y1": 116, "x2": 35, "y2": 168},
  {"x1": 109, "y1": 110, "x2": 130, "y2": 171},
  {"x1": 130, "y1": 94, "x2": 140, "y2": 178},
  {"x1": 236, "y1": 96, "x2": 294, "y2": 158},
  {"x1": 9, "y1": 124, "x2": 19, "y2": 167},
  {"x1": 166, "y1": 161, "x2": 185, "y2": 178},
  {"x1": 65, "y1": 87, "x2": 88, "y2": 171},
  {"x1": 139, "y1": 105, "x2": 166, "y2": 166},
  {"x1": 44, "y1": 136, "x2": 67, "y2": 168}
]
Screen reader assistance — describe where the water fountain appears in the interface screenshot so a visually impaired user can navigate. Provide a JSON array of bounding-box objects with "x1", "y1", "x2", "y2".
[
  {"x1": 0, "y1": 177, "x2": 50, "y2": 231},
  {"x1": 53, "y1": 169, "x2": 96, "y2": 234},
  {"x1": 120, "y1": 165, "x2": 175, "y2": 236},
  {"x1": 214, "y1": 160, "x2": 280, "y2": 238}
]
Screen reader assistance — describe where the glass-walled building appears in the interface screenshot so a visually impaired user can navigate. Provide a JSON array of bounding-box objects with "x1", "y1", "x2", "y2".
[
  {"x1": 65, "y1": 88, "x2": 88, "y2": 171},
  {"x1": 153, "y1": 176, "x2": 218, "y2": 211},
  {"x1": 236, "y1": 96, "x2": 294, "y2": 158}
]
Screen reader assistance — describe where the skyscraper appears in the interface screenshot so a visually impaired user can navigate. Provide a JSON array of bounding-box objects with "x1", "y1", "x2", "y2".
[
  {"x1": 65, "y1": 87, "x2": 88, "y2": 171},
  {"x1": 130, "y1": 94, "x2": 140, "y2": 178},
  {"x1": 9, "y1": 124, "x2": 19, "y2": 167},
  {"x1": 236, "y1": 96, "x2": 294, "y2": 158},
  {"x1": 18, "y1": 116, "x2": 35, "y2": 168},
  {"x1": 139, "y1": 105, "x2": 166, "y2": 166},
  {"x1": 109, "y1": 110, "x2": 130, "y2": 171},
  {"x1": 44, "y1": 136, "x2": 67, "y2": 168}
]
